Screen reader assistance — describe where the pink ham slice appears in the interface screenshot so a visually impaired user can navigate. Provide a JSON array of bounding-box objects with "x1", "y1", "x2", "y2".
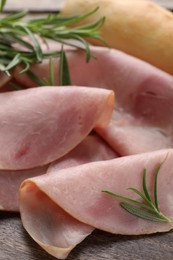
[
  {"x1": 18, "y1": 133, "x2": 117, "y2": 259},
  {"x1": 0, "y1": 86, "x2": 114, "y2": 170},
  {"x1": 12, "y1": 46, "x2": 173, "y2": 154},
  {"x1": 20, "y1": 186, "x2": 93, "y2": 259},
  {"x1": 19, "y1": 149, "x2": 173, "y2": 259}
]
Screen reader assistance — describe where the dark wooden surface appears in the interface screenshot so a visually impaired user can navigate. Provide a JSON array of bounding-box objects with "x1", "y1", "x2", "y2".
[
  {"x1": 1, "y1": 211, "x2": 173, "y2": 260},
  {"x1": 1, "y1": 1, "x2": 173, "y2": 260}
]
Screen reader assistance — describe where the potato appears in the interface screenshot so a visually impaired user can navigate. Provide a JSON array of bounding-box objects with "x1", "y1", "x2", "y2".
[{"x1": 62, "y1": 0, "x2": 173, "y2": 74}]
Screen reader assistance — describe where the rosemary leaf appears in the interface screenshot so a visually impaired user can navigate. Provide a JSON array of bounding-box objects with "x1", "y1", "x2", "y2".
[
  {"x1": 0, "y1": 10, "x2": 27, "y2": 23},
  {"x1": 154, "y1": 163, "x2": 162, "y2": 211},
  {"x1": 4, "y1": 53, "x2": 21, "y2": 71},
  {"x1": 21, "y1": 26, "x2": 43, "y2": 62},
  {"x1": 142, "y1": 169, "x2": 152, "y2": 202},
  {"x1": 26, "y1": 70, "x2": 45, "y2": 86},
  {"x1": 59, "y1": 45, "x2": 71, "y2": 86},
  {"x1": 128, "y1": 187, "x2": 151, "y2": 205},
  {"x1": 48, "y1": 58, "x2": 55, "y2": 86},
  {"x1": 0, "y1": 0, "x2": 6, "y2": 12},
  {"x1": 120, "y1": 202, "x2": 170, "y2": 223}
]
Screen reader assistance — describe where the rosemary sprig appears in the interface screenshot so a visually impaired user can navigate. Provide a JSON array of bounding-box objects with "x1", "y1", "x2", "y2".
[
  {"x1": 0, "y1": 7, "x2": 105, "y2": 75},
  {"x1": 102, "y1": 163, "x2": 171, "y2": 223}
]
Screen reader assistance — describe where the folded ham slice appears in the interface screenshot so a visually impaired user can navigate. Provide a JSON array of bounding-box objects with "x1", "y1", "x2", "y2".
[
  {"x1": 12, "y1": 46, "x2": 173, "y2": 155},
  {"x1": 0, "y1": 86, "x2": 114, "y2": 170},
  {"x1": 18, "y1": 133, "x2": 117, "y2": 259},
  {"x1": 0, "y1": 165, "x2": 48, "y2": 212},
  {"x1": 20, "y1": 186, "x2": 93, "y2": 260},
  {"x1": 19, "y1": 149, "x2": 173, "y2": 259}
]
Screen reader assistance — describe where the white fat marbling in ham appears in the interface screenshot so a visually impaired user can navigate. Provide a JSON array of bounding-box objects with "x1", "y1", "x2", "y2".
[
  {"x1": 19, "y1": 149, "x2": 173, "y2": 259},
  {"x1": 0, "y1": 86, "x2": 114, "y2": 170}
]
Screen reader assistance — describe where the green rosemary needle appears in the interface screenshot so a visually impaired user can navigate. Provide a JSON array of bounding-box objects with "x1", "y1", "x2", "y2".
[
  {"x1": 102, "y1": 163, "x2": 172, "y2": 223},
  {"x1": 0, "y1": 6, "x2": 105, "y2": 75},
  {"x1": 59, "y1": 45, "x2": 71, "y2": 86},
  {"x1": 0, "y1": 0, "x2": 6, "y2": 12}
]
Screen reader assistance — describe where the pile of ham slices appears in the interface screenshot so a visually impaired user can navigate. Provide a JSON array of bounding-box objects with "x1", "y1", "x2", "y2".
[{"x1": 1, "y1": 45, "x2": 173, "y2": 259}]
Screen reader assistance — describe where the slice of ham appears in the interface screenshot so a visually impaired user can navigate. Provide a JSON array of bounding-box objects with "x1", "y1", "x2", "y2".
[
  {"x1": 0, "y1": 165, "x2": 48, "y2": 212},
  {"x1": 18, "y1": 133, "x2": 117, "y2": 259},
  {"x1": 12, "y1": 46, "x2": 173, "y2": 154},
  {"x1": 0, "y1": 86, "x2": 114, "y2": 170},
  {"x1": 19, "y1": 149, "x2": 173, "y2": 259},
  {"x1": 20, "y1": 186, "x2": 93, "y2": 260}
]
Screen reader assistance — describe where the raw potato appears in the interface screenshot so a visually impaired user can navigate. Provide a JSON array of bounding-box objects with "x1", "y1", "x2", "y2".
[{"x1": 62, "y1": 0, "x2": 173, "y2": 75}]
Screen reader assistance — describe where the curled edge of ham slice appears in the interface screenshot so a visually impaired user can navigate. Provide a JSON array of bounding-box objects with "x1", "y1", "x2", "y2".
[
  {"x1": 0, "y1": 86, "x2": 114, "y2": 170},
  {"x1": 96, "y1": 110, "x2": 173, "y2": 156},
  {"x1": 19, "y1": 134, "x2": 117, "y2": 259},
  {"x1": 19, "y1": 149, "x2": 173, "y2": 259},
  {"x1": 0, "y1": 165, "x2": 48, "y2": 212}
]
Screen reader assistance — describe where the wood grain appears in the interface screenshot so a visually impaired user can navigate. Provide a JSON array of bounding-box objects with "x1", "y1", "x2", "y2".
[{"x1": 1, "y1": 212, "x2": 173, "y2": 260}]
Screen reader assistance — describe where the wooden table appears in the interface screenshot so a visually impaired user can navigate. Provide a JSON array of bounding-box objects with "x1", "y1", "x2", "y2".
[
  {"x1": 1, "y1": 212, "x2": 173, "y2": 260},
  {"x1": 1, "y1": 1, "x2": 173, "y2": 260}
]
